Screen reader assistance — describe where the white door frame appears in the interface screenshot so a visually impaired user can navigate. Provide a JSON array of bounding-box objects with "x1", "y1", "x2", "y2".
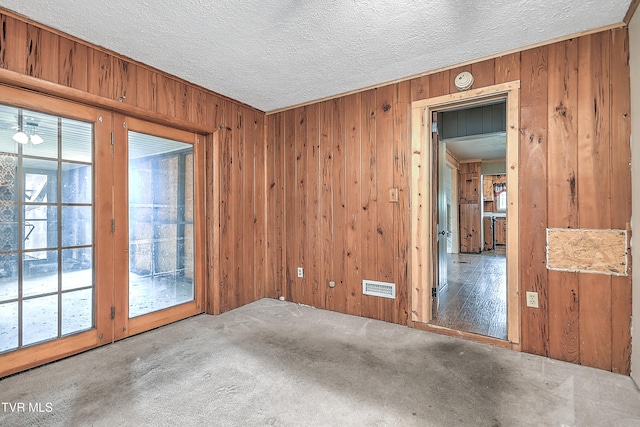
[{"x1": 410, "y1": 81, "x2": 521, "y2": 345}]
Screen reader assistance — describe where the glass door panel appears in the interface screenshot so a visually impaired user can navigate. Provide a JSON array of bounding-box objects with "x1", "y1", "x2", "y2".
[
  {"x1": 0, "y1": 104, "x2": 94, "y2": 352},
  {"x1": 128, "y1": 131, "x2": 195, "y2": 317},
  {"x1": 0, "y1": 89, "x2": 112, "y2": 377},
  {"x1": 113, "y1": 116, "x2": 203, "y2": 340}
]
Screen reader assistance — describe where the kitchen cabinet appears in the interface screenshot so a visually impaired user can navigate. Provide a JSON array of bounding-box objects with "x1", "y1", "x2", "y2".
[
  {"x1": 483, "y1": 217, "x2": 494, "y2": 251},
  {"x1": 483, "y1": 176, "x2": 493, "y2": 201},
  {"x1": 460, "y1": 204, "x2": 481, "y2": 253},
  {"x1": 495, "y1": 217, "x2": 507, "y2": 245}
]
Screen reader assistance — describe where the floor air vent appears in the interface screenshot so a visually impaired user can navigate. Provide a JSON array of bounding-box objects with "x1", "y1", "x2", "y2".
[{"x1": 362, "y1": 280, "x2": 396, "y2": 299}]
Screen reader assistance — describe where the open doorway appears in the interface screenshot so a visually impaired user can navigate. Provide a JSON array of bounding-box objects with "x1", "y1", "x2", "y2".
[
  {"x1": 409, "y1": 80, "x2": 520, "y2": 346},
  {"x1": 430, "y1": 101, "x2": 508, "y2": 340}
]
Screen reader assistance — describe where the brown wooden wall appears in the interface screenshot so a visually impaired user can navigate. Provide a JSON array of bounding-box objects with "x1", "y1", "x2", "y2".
[
  {"x1": 266, "y1": 28, "x2": 632, "y2": 373},
  {"x1": 266, "y1": 85, "x2": 411, "y2": 324},
  {"x1": 1, "y1": 9, "x2": 631, "y2": 373},
  {"x1": 0, "y1": 12, "x2": 266, "y2": 314}
]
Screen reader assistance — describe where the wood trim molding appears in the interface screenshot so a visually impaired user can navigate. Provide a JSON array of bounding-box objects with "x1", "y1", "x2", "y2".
[
  {"x1": 206, "y1": 132, "x2": 222, "y2": 315},
  {"x1": 412, "y1": 81, "x2": 520, "y2": 110},
  {"x1": 410, "y1": 106, "x2": 430, "y2": 323},
  {"x1": 410, "y1": 80, "x2": 521, "y2": 345},
  {"x1": 625, "y1": 0, "x2": 640, "y2": 24},
  {"x1": 0, "y1": 68, "x2": 215, "y2": 135},
  {"x1": 0, "y1": 331, "x2": 99, "y2": 378},
  {"x1": 412, "y1": 321, "x2": 518, "y2": 350}
]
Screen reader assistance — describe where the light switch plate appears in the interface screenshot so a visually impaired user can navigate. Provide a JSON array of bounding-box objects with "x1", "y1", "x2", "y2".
[{"x1": 389, "y1": 188, "x2": 398, "y2": 203}]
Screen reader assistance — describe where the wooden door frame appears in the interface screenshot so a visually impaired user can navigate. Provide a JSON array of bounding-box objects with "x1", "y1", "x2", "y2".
[
  {"x1": 445, "y1": 160, "x2": 460, "y2": 254},
  {"x1": 410, "y1": 81, "x2": 521, "y2": 347},
  {"x1": 112, "y1": 116, "x2": 207, "y2": 339},
  {"x1": 0, "y1": 84, "x2": 216, "y2": 378},
  {"x1": 0, "y1": 86, "x2": 113, "y2": 377}
]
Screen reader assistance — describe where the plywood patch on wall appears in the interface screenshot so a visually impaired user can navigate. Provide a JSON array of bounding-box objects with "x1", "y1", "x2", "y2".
[{"x1": 546, "y1": 229, "x2": 628, "y2": 275}]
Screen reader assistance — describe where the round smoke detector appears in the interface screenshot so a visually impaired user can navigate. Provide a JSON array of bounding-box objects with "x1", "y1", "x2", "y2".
[{"x1": 454, "y1": 71, "x2": 474, "y2": 91}]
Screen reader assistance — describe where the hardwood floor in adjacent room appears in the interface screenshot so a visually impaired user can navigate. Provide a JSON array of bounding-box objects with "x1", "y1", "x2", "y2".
[{"x1": 430, "y1": 248, "x2": 507, "y2": 340}]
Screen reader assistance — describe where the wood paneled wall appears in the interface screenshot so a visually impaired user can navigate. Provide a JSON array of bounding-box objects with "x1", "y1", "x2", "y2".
[
  {"x1": 266, "y1": 84, "x2": 411, "y2": 324},
  {"x1": 3, "y1": 9, "x2": 631, "y2": 373},
  {"x1": 267, "y1": 28, "x2": 631, "y2": 373},
  {"x1": 0, "y1": 12, "x2": 266, "y2": 314}
]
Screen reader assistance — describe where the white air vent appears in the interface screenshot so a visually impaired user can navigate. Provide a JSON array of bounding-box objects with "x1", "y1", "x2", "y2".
[{"x1": 362, "y1": 280, "x2": 396, "y2": 299}]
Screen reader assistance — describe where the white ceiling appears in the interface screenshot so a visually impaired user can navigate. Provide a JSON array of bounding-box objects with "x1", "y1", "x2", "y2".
[
  {"x1": 444, "y1": 132, "x2": 506, "y2": 162},
  {"x1": 0, "y1": 1, "x2": 632, "y2": 112}
]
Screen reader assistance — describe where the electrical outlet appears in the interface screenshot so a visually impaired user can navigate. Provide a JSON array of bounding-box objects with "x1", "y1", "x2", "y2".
[
  {"x1": 526, "y1": 291, "x2": 539, "y2": 308},
  {"x1": 297, "y1": 267, "x2": 304, "y2": 278}
]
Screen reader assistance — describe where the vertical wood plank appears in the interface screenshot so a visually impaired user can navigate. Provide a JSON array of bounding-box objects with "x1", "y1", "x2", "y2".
[
  {"x1": 360, "y1": 89, "x2": 378, "y2": 319},
  {"x1": 393, "y1": 80, "x2": 411, "y2": 325},
  {"x1": 238, "y1": 106, "x2": 253, "y2": 306},
  {"x1": 284, "y1": 109, "x2": 296, "y2": 301},
  {"x1": 345, "y1": 93, "x2": 362, "y2": 316},
  {"x1": 265, "y1": 114, "x2": 276, "y2": 298},
  {"x1": 176, "y1": 82, "x2": 191, "y2": 122},
  {"x1": 577, "y1": 32, "x2": 612, "y2": 370},
  {"x1": 428, "y1": 70, "x2": 450, "y2": 98},
  {"x1": 25, "y1": 24, "x2": 38, "y2": 76},
  {"x1": 295, "y1": 107, "x2": 309, "y2": 304},
  {"x1": 253, "y1": 111, "x2": 266, "y2": 301},
  {"x1": 470, "y1": 58, "x2": 495, "y2": 88},
  {"x1": 273, "y1": 112, "x2": 285, "y2": 299},
  {"x1": 205, "y1": 132, "x2": 221, "y2": 314},
  {"x1": 212, "y1": 94, "x2": 225, "y2": 128},
  {"x1": 26, "y1": 25, "x2": 59, "y2": 82},
  {"x1": 319, "y1": 101, "x2": 333, "y2": 309},
  {"x1": 410, "y1": 104, "x2": 430, "y2": 323},
  {"x1": 495, "y1": 53, "x2": 521, "y2": 84},
  {"x1": 208, "y1": 93, "x2": 222, "y2": 131},
  {"x1": 58, "y1": 38, "x2": 88, "y2": 91},
  {"x1": 410, "y1": 75, "x2": 430, "y2": 102},
  {"x1": 87, "y1": 49, "x2": 113, "y2": 98},
  {"x1": 376, "y1": 84, "x2": 395, "y2": 322},
  {"x1": 306, "y1": 103, "x2": 321, "y2": 307},
  {"x1": 266, "y1": 113, "x2": 283, "y2": 298},
  {"x1": 519, "y1": 46, "x2": 549, "y2": 357},
  {"x1": 218, "y1": 100, "x2": 234, "y2": 312},
  {"x1": 113, "y1": 58, "x2": 137, "y2": 106},
  {"x1": 547, "y1": 39, "x2": 580, "y2": 364},
  {"x1": 0, "y1": 15, "x2": 27, "y2": 73},
  {"x1": 156, "y1": 74, "x2": 176, "y2": 117},
  {"x1": 191, "y1": 88, "x2": 208, "y2": 127},
  {"x1": 135, "y1": 66, "x2": 157, "y2": 111},
  {"x1": 329, "y1": 98, "x2": 347, "y2": 313},
  {"x1": 609, "y1": 27, "x2": 632, "y2": 375}
]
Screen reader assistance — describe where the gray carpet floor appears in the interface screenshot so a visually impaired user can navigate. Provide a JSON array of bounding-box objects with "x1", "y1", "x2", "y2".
[{"x1": 1, "y1": 298, "x2": 639, "y2": 426}]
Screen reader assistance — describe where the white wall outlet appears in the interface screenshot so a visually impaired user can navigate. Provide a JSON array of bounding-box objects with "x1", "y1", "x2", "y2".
[
  {"x1": 526, "y1": 291, "x2": 539, "y2": 308},
  {"x1": 297, "y1": 267, "x2": 304, "y2": 278}
]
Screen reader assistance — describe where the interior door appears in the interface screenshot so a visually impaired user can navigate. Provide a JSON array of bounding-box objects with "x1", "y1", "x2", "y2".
[
  {"x1": 433, "y1": 111, "x2": 448, "y2": 318},
  {"x1": 113, "y1": 117, "x2": 205, "y2": 340}
]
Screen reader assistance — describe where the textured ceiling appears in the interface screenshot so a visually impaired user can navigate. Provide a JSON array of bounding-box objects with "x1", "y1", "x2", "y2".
[{"x1": 0, "y1": 0, "x2": 632, "y2": 112}]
